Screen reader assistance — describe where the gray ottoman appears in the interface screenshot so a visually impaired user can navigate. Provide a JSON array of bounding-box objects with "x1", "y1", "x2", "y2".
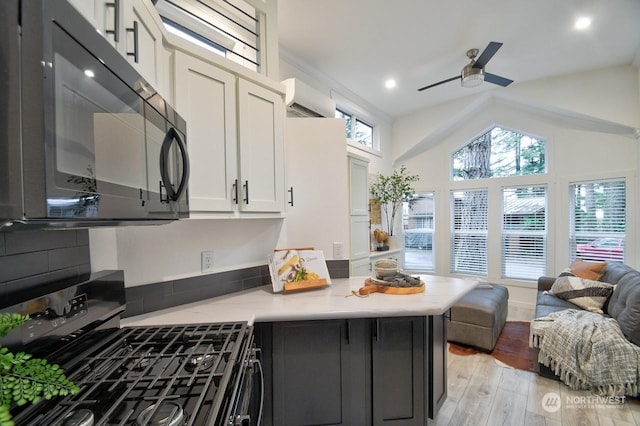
[{"x1": 447, "y1": 284, "x2": 509, "y2": 351}]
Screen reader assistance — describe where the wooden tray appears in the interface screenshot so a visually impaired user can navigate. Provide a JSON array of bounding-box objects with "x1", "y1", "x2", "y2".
[
  {"x1": 283, "y1": 278, "x2": 328, "y2": 294},
  {"x1": 359, "y1": 278, "x2": 425, "y2": 295}
]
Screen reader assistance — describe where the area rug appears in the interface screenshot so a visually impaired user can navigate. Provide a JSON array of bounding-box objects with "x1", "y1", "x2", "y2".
[{"x1": 448, "y1": 321, "x2": 538, "y2": 373}]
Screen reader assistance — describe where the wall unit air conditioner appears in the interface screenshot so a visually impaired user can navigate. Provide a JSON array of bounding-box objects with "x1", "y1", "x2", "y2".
[{"x1": 282, "y1": 78, "x2": 336, "y2": 118}]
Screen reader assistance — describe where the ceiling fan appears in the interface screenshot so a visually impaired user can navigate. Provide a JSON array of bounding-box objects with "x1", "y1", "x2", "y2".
[{"x1": 418, "y1": 41, "x2": 513, "y2": 92}]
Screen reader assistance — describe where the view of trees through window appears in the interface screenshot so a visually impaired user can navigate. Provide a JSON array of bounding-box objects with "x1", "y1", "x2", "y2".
[{"x1": 452, "y1": 127, "x2": 545, "y2": 180}]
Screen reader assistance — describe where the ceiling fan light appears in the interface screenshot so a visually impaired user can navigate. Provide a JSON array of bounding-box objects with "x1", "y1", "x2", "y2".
[{"x1": 461, "y1": 65, "x2": 485, "y2": 88}]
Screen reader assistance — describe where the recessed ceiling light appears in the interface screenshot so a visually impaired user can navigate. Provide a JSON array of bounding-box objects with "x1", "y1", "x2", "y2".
[
  {"x1": 574, "y1": 16, "x2": 591, "y2": 30},
  {"x1": 385, "y1": 79, "x2": 396, "y2": 89}
]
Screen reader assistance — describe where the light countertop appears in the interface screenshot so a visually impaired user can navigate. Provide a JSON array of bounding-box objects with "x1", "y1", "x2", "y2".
[{"x1": 122, "y1": 275, "x2": 478, "y2": 327}]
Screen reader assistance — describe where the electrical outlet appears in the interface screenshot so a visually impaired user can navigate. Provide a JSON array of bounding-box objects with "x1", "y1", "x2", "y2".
[{"x1": 201, "y1": 251, "x2": 214, "y2": 273}]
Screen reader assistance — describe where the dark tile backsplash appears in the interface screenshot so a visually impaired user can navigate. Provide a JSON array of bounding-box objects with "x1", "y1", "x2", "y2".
[
  {"x1": 123, "y1": 259, "x2": 350, "y2": 318},
  {"x1": 0, "y1": 229, "x2": 350, "y2": 317},
  {"x1": 0, "y1": 229, "x2": 91, "y2": 305}
]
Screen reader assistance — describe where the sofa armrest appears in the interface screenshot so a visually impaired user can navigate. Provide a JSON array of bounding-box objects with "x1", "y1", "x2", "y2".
[{"x1": 538, "y1": 276, "x2": 556, "y2": 292}]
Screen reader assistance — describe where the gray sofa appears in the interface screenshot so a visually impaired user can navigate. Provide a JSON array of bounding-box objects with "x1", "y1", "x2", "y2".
[{"x1": 535, "y1": 261, "x2": 640, "y2": 378}]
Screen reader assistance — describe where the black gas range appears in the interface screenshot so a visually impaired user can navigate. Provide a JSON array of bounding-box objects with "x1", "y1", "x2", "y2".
[{"x1": 1, "y1": 270, "x2": 262, "y2": 425}]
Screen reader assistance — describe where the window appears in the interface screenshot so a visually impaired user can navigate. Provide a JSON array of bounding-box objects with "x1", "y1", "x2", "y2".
[
  {"x1": 452, "y1": 126, "x2": 545, "y2": 180},
  {"x1": 162, "y1": 19, "x2": 226, "y2": 56},
  {"x1": 335, "y1": 108, "x2": 374, "y2": 149},
  {"x1": 450, "y1": 189, "x2": 488, "y2": 276},
  {"x1": 154, "y1": 0, "x2": 260, "y2": 71},
  {"x1": 570, "y1": 180, "x2": 626, "y2": 262},
  {"x1": 502, "y1": 186, "x2": 547, "y2": 280},
  {"x1": 403, "y1": 192, "x2": 434, "y2": 272}
]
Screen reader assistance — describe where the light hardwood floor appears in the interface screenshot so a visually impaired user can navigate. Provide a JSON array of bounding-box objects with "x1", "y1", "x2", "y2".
[{"x1": 434, "y1": 305, "x2": 640, "y2": 426}]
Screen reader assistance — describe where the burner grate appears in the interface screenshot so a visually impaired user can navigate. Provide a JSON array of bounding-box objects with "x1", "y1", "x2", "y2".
[{"x1": 15, "y1": 322, "x2": 250, "y2": 426}]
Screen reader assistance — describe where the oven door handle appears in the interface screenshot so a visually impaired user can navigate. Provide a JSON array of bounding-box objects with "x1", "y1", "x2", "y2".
[
  {"x1": 230, "y1": 351, "x2": 263, "y2": 426},
  {"x1": 159, "y1": 127, "x2": 190, "y2": 202}
]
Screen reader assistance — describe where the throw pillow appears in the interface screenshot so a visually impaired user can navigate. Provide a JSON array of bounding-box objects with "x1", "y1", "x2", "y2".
[
  {"x1": 548, "y1": 275, "x2": 615, "y2": 313},
  {"x1": 570, "y1": 258, "x2": 607, "y2": 281}
]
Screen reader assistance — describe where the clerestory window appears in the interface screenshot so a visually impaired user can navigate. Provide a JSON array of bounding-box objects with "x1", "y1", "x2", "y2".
[
  {"x1": 335, "y1": 108, "x2": 374, "y2": 149},
  {"x1": 452, "y1": 126, "x2": 546, "y2": 181}
]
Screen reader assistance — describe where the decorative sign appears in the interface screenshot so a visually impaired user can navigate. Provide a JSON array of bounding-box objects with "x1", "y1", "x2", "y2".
[{"x1": 268, "y1": 248, "x2": 331, "y2": 293}]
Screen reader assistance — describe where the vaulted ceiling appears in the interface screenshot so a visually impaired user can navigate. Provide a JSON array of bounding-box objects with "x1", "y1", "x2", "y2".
[{"x1": 277, "y1": 0, "x2": 640, "y2": 119}]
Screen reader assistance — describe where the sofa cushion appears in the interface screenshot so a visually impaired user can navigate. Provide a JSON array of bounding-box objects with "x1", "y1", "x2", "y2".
[
  {"x1": 605, "y1": 264, "x2": 640, "y2": 346},
  {"x1": 548, "y1": 275, "x2": 615, "y2": 313},
  {"x1": 570, "y1": 258, "x2": 607, "y2": 281}
]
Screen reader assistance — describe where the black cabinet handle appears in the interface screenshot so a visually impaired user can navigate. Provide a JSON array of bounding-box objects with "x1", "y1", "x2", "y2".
[
  {"x1": 126, "y1": 21, "x2": 139, "y2": 63},
  {"x1": 105, "y1": 0, "x2": 119, "y2": 42},
  {"x1": 288, "y1": 187, "x2": 294, "y2": 206},
  {"x1": 233, "y1": 179, "x2": 239, "y2": 204},
  {"x1": 243, "y1": 180, "x2": 249, "y2": 204},
  {"x1": 346, "y1": 320, "x2": 351, "y2": 344}
]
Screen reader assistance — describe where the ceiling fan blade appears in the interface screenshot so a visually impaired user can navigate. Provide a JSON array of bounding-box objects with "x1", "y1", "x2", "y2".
[
  {"x1": 473, "y1": 41, "x2": 503, "y2": 69},
  {"x1": 484, "y1": 72, "x2": 513, "y2": 87},
  {"x1": 417, "y1": 75, "x2": 461, "y2": 91}
]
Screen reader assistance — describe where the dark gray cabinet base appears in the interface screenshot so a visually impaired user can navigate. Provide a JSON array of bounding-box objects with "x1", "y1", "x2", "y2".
[{"x1": 255, "y1": 315, "x2": 447, "y2": 426}]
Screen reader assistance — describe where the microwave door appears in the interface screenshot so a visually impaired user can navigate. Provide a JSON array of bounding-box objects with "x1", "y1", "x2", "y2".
[
  {"x1": 144, "y1": 103, "x2": 189, "y2": 217},
  {"x1": 48, "y1": 23, "x2": 148, "y2": 220}
]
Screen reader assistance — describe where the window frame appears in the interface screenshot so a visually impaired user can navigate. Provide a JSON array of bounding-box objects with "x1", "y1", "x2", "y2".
[
  {"x1": 501, "y1": 185, "x2": 548, "y2": 280},
  {"x1": 335, "y1": 107, "x2": 377, "y2": 152},
  {"x1": 569, "y1": 178, "x2": 627, "y2": 264},
  {"x1": 450, "y1": 188, "x2": 489, "y2": 277}
]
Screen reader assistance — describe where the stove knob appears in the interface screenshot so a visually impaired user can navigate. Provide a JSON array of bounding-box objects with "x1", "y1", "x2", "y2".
[{"x1": 63, "y1": 409, "x2": 94, "y2": 426}]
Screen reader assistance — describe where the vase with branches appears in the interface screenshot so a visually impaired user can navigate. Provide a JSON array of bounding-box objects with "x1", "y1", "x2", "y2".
[{"x1": 369, "y1": 165, "x2": 419, "y2": 237}]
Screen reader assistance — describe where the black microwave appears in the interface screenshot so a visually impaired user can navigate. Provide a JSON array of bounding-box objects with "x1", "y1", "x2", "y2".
[{"x1": 0, "y1": 0, "x2": 189, "y2": 230}]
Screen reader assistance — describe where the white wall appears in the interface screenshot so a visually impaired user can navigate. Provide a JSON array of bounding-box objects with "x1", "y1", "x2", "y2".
[
  {"x1": 392, "y1": 64, "x2": 640, "y2": 311},
  {"x1": 91, "y1": 218, "x2": 284, "y2": 286}
]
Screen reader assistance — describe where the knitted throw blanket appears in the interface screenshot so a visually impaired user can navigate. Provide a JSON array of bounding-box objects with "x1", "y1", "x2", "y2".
[{"x1": 530, "y1": 309, "x2": 640, "y2": 396}]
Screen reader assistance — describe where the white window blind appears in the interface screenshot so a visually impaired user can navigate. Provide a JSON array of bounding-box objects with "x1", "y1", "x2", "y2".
[
  {"x1": 403, "y1": 192, "x2": 435, "y2": 272},
  {"x1": 450, "y1": 189, "x2": 488, "y2": 276},
  {"x1": 570, "y1": 180, "x2": 626, "y2": 263},
  {"x1": 502, "y1": 186, "x2": 547, "y2": 279}
]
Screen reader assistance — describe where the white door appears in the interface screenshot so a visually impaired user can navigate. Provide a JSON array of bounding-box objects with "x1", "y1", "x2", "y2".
[
  {"x1": 121, "y1": 0, "x2": 163, "y2": 88},
  {"x1": 237, "y1": 79, "x2": 285, "y2": 212},
  {"x1": 174, "y1": 52, "x2": 238, "y2": 212},
  {"x1": 349, "y1": 157, "x2": 369, "y2": 216}
]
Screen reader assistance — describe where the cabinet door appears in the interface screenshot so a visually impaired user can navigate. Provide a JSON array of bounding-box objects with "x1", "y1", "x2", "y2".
[
  {"x1": 271, "y1": 320, "x2": 356, "y2": 426},
  {"x1": 351, "y1": 215, "x2": 371, "y2": 260},
  {"x1": 69, "y1": 0, "x2": 112, "y2": 45},
  {"x1": 428, "y1": 314, "x2": 447, "y2": 419},
  {"x1": 237, "y1": 79, "x2": 285, "y2": 212},
  {"x1": 121, "y1": 0, "x2": 163, "y2": 88},
  {"x1": 174, "y1": 52, "x2": 237, "y2": 212},
  {"x1": 371, "y1": 317, "x2": 425, "y2": 425},
  {"x1": 349, "y1": 156, "x2": 369, "y2": 216},
  {"x1": 351, "y1": 257, "x2": 371, "y2": 277}
]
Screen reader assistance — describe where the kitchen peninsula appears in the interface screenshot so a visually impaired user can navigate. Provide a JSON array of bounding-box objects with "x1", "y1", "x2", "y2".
[{"x1": 123, "y1": 275, "x2": 478, "y2": 425}]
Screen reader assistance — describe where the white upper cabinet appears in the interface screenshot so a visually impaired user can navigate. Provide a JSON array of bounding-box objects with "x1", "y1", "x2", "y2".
[
  {"x1": 69, "y1": 0, "x2": 164, "y2": 89},
  {"x1": 120, "y1": 0, "x2": 163, "y2": 88},
  {"x1": 237, "y1": 79, "x2": 285, "y2": 213},
  {"x1": 174, "y1": 52, "x2": 285, "y2": 215},
  {"x1": 174, "y1": 51, "x2": 238, "y2": 212}
]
